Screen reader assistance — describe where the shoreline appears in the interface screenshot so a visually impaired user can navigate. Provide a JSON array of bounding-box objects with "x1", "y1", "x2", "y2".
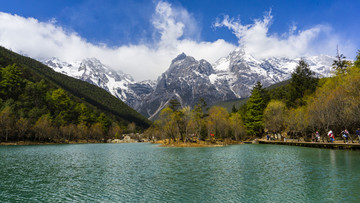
[
  {"x1": 155, "y1": 140, "x2": 243, "y2": 148},
  {"x1": 3, "y1": 139, "x2": 360, "y2": 150},
  {"x1": 0, "y1": 140, "x2": 105, "y2": 146}
]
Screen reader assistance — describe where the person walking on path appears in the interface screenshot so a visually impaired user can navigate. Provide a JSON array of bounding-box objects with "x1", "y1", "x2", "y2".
[
  {"x1": 328, "y1": 130, "x2": 335, "y2": 143},
  {"x1": 342, "y1": 129, "x2": 349, "y2": 144},
  {"x1": 356, "y1": 128, "x2": 360, "y2": 143},
  {"x1": 315, "y1": 131, "x2": 320, "y2": 142}
]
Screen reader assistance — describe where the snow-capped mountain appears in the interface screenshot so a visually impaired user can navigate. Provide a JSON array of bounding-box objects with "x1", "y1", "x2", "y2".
[
  {"x1": 211, "y1": 48, "x2": 334, "y2": 98},
  {"x1": 137, "y1": 53, "x2": 237, "y2": 119},
  {"x1": 43, "y1": 48, "x2": 334, "y2": 119},
  {"x1": 43, "y1": 57, "x2": 154, "y2": 109}
]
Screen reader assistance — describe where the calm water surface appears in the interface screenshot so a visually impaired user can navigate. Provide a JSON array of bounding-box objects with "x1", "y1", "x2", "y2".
[{"x1": 1, "y1": 143, "x2": 360, "y2": 202}]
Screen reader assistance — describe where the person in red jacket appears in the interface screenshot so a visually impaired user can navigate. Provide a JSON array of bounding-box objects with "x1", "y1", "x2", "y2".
[{"x1": 328, "y1": 130, "x2": 335, "y2": 143}]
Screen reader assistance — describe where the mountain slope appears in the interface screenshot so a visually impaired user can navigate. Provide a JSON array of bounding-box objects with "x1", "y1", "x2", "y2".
[
  {"x1": 0, "y1": 46, "x2": 151, "y2": 128},
  {"x1": 42, "y1": 48, "x2": 333, "y2": 119},
  {"x1": 211, "y1": 48, "x2": 334, "y2": 98},
  {"x1": 43, "y1": 57, "x2": 154, "y2": 109},
  {"x1": 138, "y1": 53, "x2": 237, "y2": 119}
]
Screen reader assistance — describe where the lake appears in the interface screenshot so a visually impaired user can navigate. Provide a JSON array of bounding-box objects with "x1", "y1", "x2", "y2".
[{"x1": 1, "y1": 143, "x2": 360, "y2": 202}]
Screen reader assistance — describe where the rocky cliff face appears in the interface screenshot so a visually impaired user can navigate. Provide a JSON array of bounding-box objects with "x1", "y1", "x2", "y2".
[{"x1": 137, "y1": 53, "x2": 237, "y2": 119}]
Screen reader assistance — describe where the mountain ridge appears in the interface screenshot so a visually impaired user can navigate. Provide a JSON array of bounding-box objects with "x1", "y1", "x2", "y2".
[
  {"x1": 43, "y1": 48, "x2": 334, "y2": 119},
  {"x1": 0, "y1": 46, "x2": 151, "y2": 128}
]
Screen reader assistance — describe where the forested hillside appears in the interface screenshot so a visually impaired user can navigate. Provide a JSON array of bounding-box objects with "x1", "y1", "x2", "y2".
[{"x1": 0, "y1": 46, "x2": 150, "y2": 143}]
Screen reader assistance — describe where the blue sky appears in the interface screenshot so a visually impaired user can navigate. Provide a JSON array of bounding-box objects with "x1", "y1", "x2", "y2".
[{"x1": 0, "y1": 0, "x2": 359, "y2": 80}]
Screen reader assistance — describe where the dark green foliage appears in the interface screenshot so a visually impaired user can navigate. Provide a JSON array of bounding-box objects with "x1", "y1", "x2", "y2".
[
  {"x1": 169, "y1": 99, "x2": 181, "y2": 111},
  {"x1": 0, "y1": 64, "x2": 25, "y2": 100},
  {"x1": 231, "y1": 104, "x2": 237, "y2": 113},
  {"x1": 0, "y1": 46, "x2": 151, "y2": 142},
  {"x1": 0, "y1": 46, "x2": 150, "y2": 129},
  {"x1": 193, "y1": 98, "x2": 208, "y2": 116},
  {"x1": 332, "y1": 47, "x2": 349, "y2": 72},
  {"x1": 286, "y1": 59, "x2": 318, "y2": 108},
  {"x1": 244, "y1": 82, "x2": 268, "y2": 137},
  {"x1": 354, "y1": 50, "x2": 360, "y2": 68}
]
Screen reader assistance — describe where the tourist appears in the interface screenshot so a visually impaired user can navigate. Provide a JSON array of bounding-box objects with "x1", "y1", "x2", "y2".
[
  {"x1": 345, "y1": 129, "x2": 350, "y2": 143},
  {"x1": 342, "y1": 129, "x2": 349, "y2": 144},
  {"x1": 328, "y1": 130, "x2": 334, "y2": 143},
  {"x1": 356, "y1": 128, "x2": 360, "y2": 143},
  {"x1": 266, "y1": 134, "x2": 270, "y2": 141},
  {"x1": 315, "y1": 131, "x2": 320, "y2": 142}
]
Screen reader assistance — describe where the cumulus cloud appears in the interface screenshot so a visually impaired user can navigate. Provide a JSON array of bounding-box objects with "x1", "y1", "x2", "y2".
[
  {"x1": 0, "y1": 2, "x2": 354, "y2": 81},
  {"x1": 214, "y1": 11, "x2": 354, "y2": 59},
  {"x1": 0, "y1": 1, "x2": 235, "y2": 81}
]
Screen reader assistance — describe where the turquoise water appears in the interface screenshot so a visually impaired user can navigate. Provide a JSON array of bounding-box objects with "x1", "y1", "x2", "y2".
[{"x1": 1, "y1": 143, "x2": 360, "y2": 202}]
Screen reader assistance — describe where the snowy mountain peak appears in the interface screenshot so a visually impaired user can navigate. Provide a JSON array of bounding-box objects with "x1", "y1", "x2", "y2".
[
  {"x1": 43, "y1": 57, "x2": 154, "y2": 109},
  {"x1": 43, "y1": 49, "x2": 334, "y2": 119},
  {"x1": 172, "y1": 52, "x2": 187, "y2": 63}
]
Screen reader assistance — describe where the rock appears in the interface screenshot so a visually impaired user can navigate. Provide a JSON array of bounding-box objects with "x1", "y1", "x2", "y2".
[{"x1": 111, "y1": 139, "x2": 123, "y2": 143}]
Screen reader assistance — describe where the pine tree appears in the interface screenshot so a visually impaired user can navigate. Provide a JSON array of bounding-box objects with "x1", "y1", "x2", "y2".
[
  {"x1": 287, "y1": 59, "x2": 318, "y2": 108},
  {"x1": 244, "y1": 82, "x2": 266, "y2": 137},
  {"x1": 354, "y1": 50, "x2": 360, "y2": 68},
  {"x1": 332, "y1": 46, "x2": 349, "y2": 72},
  {"x1": 231, "y1": 104, "x2": 238, "y2": 113}
]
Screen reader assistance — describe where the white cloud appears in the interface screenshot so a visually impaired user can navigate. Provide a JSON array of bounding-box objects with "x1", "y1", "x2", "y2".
[
  {"x1": 0, "y1": 2, "x2": 355, "y2": 81},
  {"x1": 0, "y1": 1, "x2": 235, "y2": 81},
  {"x1": 214, "y1": 11, "x2": 355, "y2": 59}
]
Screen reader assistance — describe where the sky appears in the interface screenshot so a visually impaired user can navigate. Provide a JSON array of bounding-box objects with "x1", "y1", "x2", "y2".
[{"x1": 0, "y1": 0, "x2": 359, "y2": 81}]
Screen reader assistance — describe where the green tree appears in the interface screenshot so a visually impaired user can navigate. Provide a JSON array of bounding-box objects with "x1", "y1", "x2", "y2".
[
  {"x1": 287, "y1": 59, "x2": 318, "y2": 108},
  {"x1": 332, "y1": 46, "x2": 350, "y2": 73},
  {"x1": 97, "y1": 113, "x2": 111, "y2": 133},
  {"x1": 231, "y1": 104, "x2": 238, "y2": 113},
  {"x1": 48, "y1": 89, "x2": 71, "y2": 111},
  {"x1": 0, "y1": 64, "x2": 25, "y2": 99},
  {"x1": 167, "y1": 99, "x2": 187, "y2": 142},
  {"x1": 354, "y1": 50, "x2": 360, "y2": 68},
  {"x1": 76, "y1": 103, "x2": 94, "y2": 125},
  {"x1": 191, "y1": 98, "x2": 207, "y2": 141},
  {"x1": 245, "y1": 83, "x2": 266, "y2": 137}
]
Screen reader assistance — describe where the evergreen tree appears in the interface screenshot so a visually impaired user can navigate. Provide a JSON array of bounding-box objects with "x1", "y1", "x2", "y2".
[
  {"x1": 244, "y1": 82, "x2": 267, "y2": 137},
  {"x1": 354, "y1": 50, "x2": 360, "y2": 68},
  {"x1": 287, "y1": 59, "x2": 318, "y2": 108},
  {"x1": 332, "y1": 46, "x2": 350, "y2": 72},
  {"x1": 231, "y1": 104, "x2": 238, "y2": 113},
  {"x1": 192, "y1": 98, "x2": 208, "y2": 140},
  {"x1": 0, "y1": 64, "x2": 25, "y2": 99}
]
